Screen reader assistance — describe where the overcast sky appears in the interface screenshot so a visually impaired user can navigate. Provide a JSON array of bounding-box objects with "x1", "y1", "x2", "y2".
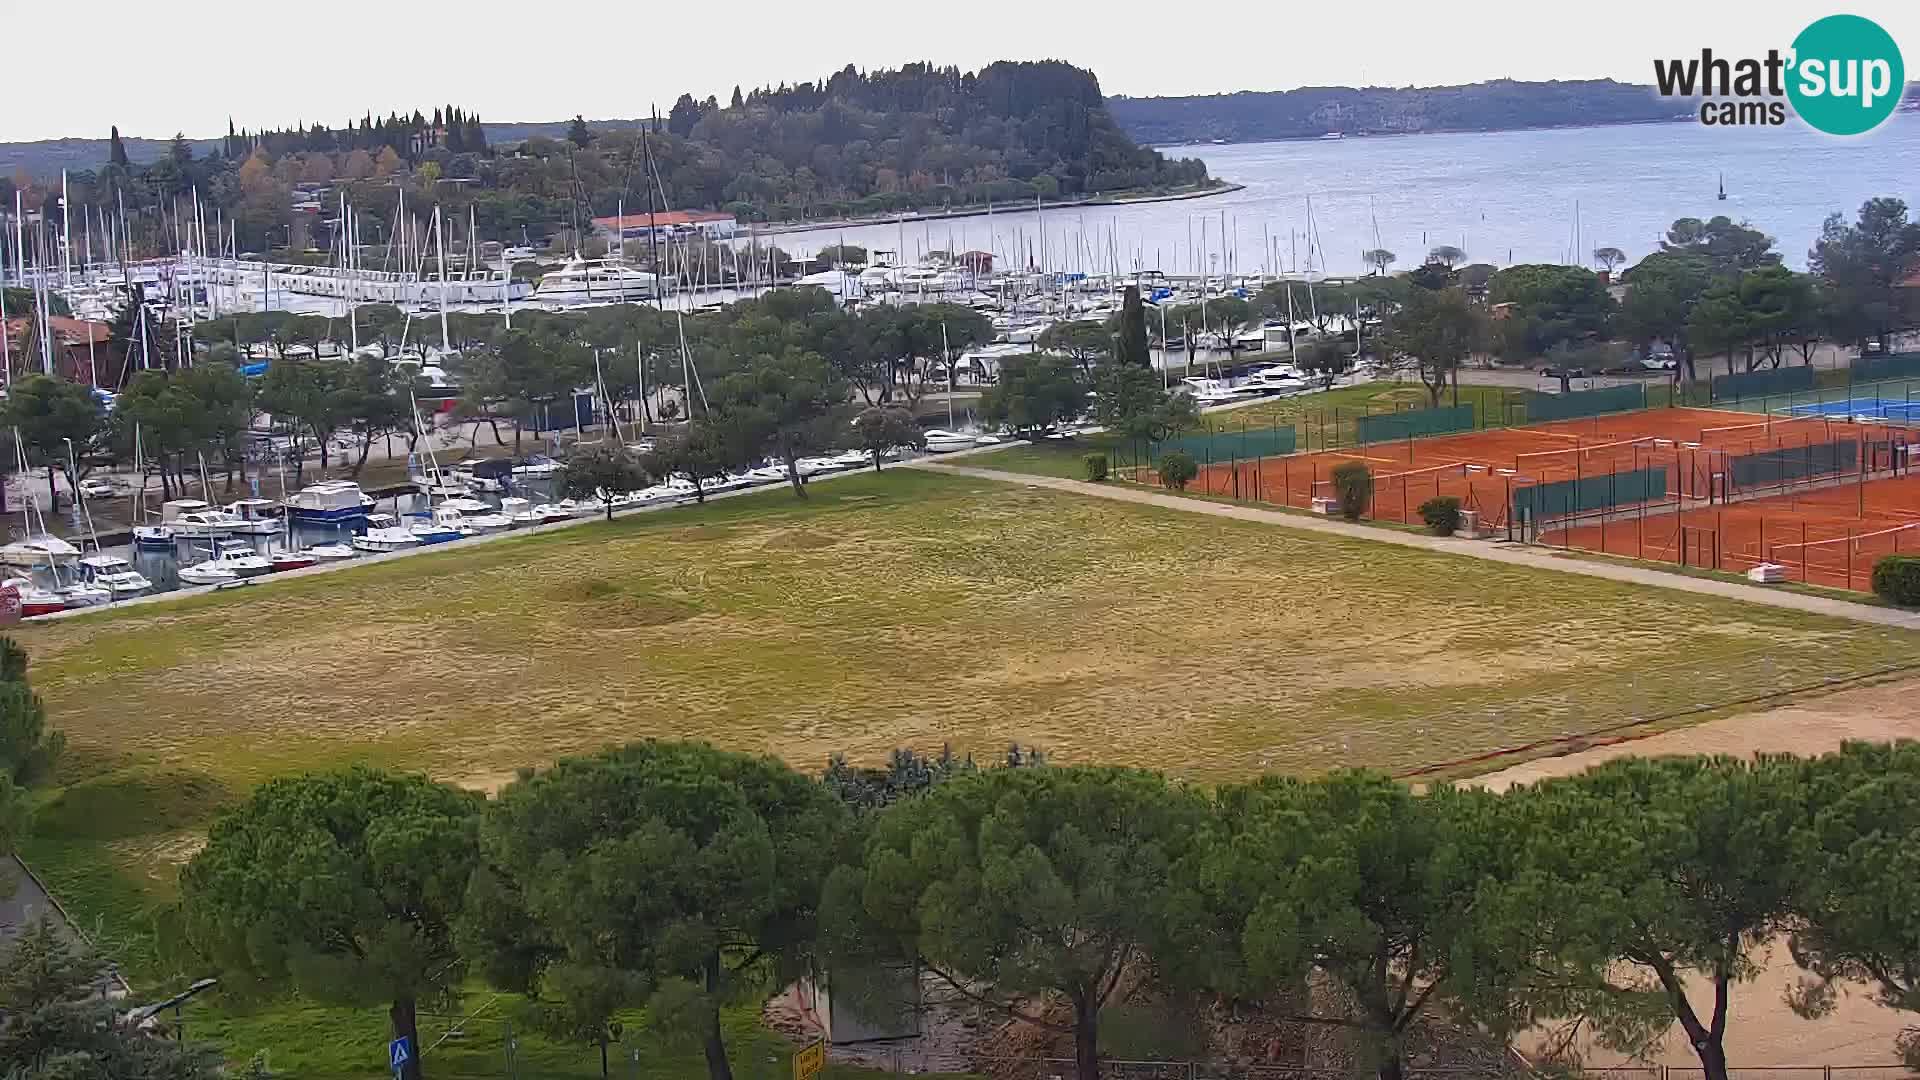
[{"x1": 3, "y1": 0, "x2": 1916, "y2": 142}]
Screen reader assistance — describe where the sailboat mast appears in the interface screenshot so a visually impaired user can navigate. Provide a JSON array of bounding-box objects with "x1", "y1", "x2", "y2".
[{"x1": 433, "y1": 208, "x2": 451, "y2": 354}]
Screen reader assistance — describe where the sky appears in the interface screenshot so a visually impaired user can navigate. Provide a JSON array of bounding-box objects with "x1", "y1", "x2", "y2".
[{"x1": 3, "y1": 0, "x2": 1918, "y2": 142}]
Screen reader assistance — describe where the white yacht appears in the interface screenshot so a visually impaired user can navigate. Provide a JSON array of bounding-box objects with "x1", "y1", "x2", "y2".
[
  {"x1": 176, "y1": 562, "x2": 239, "y2": 587},
  {"x1": 439, "y1": 500, "x2": 513, "y2": 533},
  {"x1": 224, "y1": 499, "x2": 285, "y2": 535},
  {"x1": 922, "y1": 430, "x2": 977, "y2": 453},
  {"x1": 198, "y1": 539, "x2": 274, "y2": 578},
  {"x1": 0, "y1": 534, "x2": 80, "y2": 570},
  {"x1": 531, "y1": 258, "x2": 659, "y2": 305},
  {"x1": 76, "y1": 554, "x2": 153, "y2": 598},
  {"x1": 283, "y1": 481, "x2": 372, "y2": 524},
  {"x1": 351, "y1": 514, "x2": 422, "y2": 553}
]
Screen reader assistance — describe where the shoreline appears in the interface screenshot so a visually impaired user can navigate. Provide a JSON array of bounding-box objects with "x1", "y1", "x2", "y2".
[
  {"x1": 748, "y1": 182, "x2": 1245, "y2": 240},
  {"x1": 1138, "y1": 116, "x2": 1692, "y2": 150}
]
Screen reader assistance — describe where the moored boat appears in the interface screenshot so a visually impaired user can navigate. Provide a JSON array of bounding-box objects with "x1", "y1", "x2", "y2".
[{"x1": 283, "y1": 481, "x2": 372, "y2": 524}]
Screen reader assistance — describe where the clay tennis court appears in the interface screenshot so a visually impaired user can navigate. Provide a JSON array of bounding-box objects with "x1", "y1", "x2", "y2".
[
  {"x1": 1181, "y1": 406, "x2": 1891, "y2": 532},
  {"x1": 1543, "y1": 468, "x2": 1920, "y2": 591}
]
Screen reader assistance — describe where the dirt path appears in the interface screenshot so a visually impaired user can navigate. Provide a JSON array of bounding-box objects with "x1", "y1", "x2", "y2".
[
  {"x1": 1478, "y1": 679, "x2": 1920, "y2": 1068},
  {"x1": 915, "y1": 461, "x2": 1920, "y2": 631},
  {"x1": 1472, "y1": 677, "x2": 1920, "y2": 790}
]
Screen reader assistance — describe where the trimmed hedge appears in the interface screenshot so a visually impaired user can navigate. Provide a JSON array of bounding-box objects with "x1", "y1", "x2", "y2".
[
  {"x1": 1419, "y1": 496, "x2": 1463, "y2": 536},
  {"x1": 1158, "y1": 451, "x2": 1198, "y2": 491},
  {"x1": 1872, "y1": 554, "x2": 1920, "y2": 606},
  {"x1": 1330, "y1": 462, "x2": 1374, "y2": 522},
  {"x1": 1083, "y1": 453, "x2": 1110, "y2": 482}
]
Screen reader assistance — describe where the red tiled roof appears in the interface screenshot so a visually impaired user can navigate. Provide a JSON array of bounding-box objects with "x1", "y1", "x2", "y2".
[
  {"x1": 593, "y1": 210, "x2": 733, "y2": 229},
  {"x1": 4, "y1": 316, "x2": 110, "y2": 346}
]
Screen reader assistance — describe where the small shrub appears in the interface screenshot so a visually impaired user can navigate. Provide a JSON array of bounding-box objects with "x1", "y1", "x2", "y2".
[
  {"x1": 1418, "y1": 495, "x2": 1463, "y2": 535},
  {"x1": 1872, "y1": 554, "x2": 1920, "y2": 606},
  {"x1": 1082, "y1": 453, "x2": 1110, "y2": 482},
  {"x1": 1158, "y1": 451, "x2": 1197, "y2": 491},
  {"x1": 1330, "y1": 461, "x2": 1374, "y2": 521}
]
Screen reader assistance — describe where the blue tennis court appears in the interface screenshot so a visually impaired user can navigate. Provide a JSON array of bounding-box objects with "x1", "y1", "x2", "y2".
[{"x1": 1779, "y1": 398, "x2": 1920, "y2": 421}]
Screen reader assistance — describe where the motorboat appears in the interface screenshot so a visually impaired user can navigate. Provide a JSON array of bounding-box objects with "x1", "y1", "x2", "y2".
[
  {"x1": 530, "y1": 257, "x2": 659, "y2": 305},
  {"x1": 408, "y1": 508, "x2": 472, "y2": 545},
  {"x1": 57, "y1": 580, "x2": 113, "y2": 607},
  {"x1": 176, "y1": 562, "x2": 239, "y2": 587},
  {"x1": 200, "y1": 539, "x2": 274, "y2": 578},
  {"x1": 511, "y1": 455, "x2": 562, "y2": 477},
  {"x1": 266, "y1": 550, "x2": 317, "y2": 572},
  {"x1": 440, "y1": 501, "x2": 513, "y2": 532},
  {"x1": 170, "y1": 508, "x2": 250, "y2": 538},
  {"x1": 283, "y1": 481, "x2": 371, "y2": 524},
  {"x1": 553, "y1": 498, "x2": 605, "y2": 518},
  {"x1": 224, "y1": 499, "x2": 285, "y2": 535},
  {"x1": 3, "y1": 578, "x2": 68, "y2": 617},
  {"x1": 795, "y1": 456, "x2": 846, "y2": 477},
  {"x1": 133, "y1": 525, "x2": 176, "y2": 550},
  {"x1": 352, "y1": 514, "x2": 422, "y2": 553},
  {"x1": 77, "y1": 554, "x2": 152, "y2": 598},
  {"x1": 304, "y1": 542, "x2": 358, "y2": 562},
  {"x1": 922, "y1": 430, "x2": 977, "y2": 453},
  {"x1": 830, "y1": 449, "x2": 872, "y2": 469},
  {"x1": 413, "y1": 475, "x2": 470, "y2": 500},
  {"x1": 744, "y1": 464, "x2": 789, "y2": 483},
  {"x1": 452, "y1": 459, "x2": 514, "y2": 494},
  {"x1": 0, "y1": 534, "x2": 81, "y2": 570}
]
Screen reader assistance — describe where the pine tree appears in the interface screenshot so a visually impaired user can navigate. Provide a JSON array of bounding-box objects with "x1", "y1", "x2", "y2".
[
  {"x1": 731, "y1": 84, "x2": 744, "y2": 109},
  {"x1": 108, "y1": 125, "x2": 129, "y2": 168}
]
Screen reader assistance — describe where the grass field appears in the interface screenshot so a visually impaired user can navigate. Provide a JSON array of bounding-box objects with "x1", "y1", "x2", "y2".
[{"x1": 18, "y1": 465, "x2": 1920, "y2": 1073}]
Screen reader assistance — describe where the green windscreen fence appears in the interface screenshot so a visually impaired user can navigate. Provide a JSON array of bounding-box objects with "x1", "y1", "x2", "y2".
[
  {"x1": 1711, "y1": 366, "x2": 1815, "y2": 402},
  {"x1": 1158, "y1": 425, "x2": 1297, "y2": 462},
  {"x1": 1354, "y1": 404, "x2": 1475, "y2": 445},
  {"x1": 1525, "y1": 384, "x2": 1647, "y2": 423},
  {"x1": 1729, "y1": 440, "x2": 1858, "y2": 489},
  {"x1": 1850, "y1": 352, "x2": 1920, "y2": 384},
  {"x1": 1512, "y1": 466, "x2": 1668, "y2": 524}
]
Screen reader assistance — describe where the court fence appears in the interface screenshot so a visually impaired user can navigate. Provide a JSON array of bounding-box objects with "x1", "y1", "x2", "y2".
[
  {"x1": 1711, "y1": 365, "x2": 1816, "y2": 402},
  {"x1": 1849, "y1": 349, "x2": 1920, "y2": 384},
  {"x1": 1355, "y1": 403, "x2": 1476, "y2": 445},
  {"x1": 1156, "y1": 423, "x2": 1298, "y2": 464},
  {"x1": 1513, "y1": 467, "x2": 1668, "y2": 529},
  {"x1": 1524, "y1": 383, "x2": 1648, "y2": 424}
]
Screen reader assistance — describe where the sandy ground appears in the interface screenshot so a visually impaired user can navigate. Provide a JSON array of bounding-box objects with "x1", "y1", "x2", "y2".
[{"x1": 1476, "y1": 678, "x2": 1920, "y2": 1068}]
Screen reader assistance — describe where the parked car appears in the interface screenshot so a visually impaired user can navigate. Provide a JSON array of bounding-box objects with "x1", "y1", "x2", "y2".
[
  {"x1": 77, "y1": 478, "x2": 116, "y2": 500},
  {"x1": 1538, "y1": 364, "x2": 1589, "y2": 379}
]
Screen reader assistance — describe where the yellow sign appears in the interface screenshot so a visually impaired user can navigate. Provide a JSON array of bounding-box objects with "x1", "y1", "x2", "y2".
[{"x1": 792, "y1": 1038, "x2": 826, "y2": 1080}]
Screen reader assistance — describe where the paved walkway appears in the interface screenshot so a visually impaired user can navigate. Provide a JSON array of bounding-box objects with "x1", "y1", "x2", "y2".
[{"x1": 914, "y1": 461, "x2": 1920, "y2": 631}]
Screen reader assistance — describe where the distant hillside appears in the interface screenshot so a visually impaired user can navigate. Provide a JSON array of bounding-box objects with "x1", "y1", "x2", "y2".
[
  {"x1": 0, "y1": 136, "x2": 219, "y2": 180},
  {"x1": 1107, "y1": 79, "x2": 1685, "y2": 144},
  {"x1": 0, "y1": 61, "x2": 1209, "y2": 254}
]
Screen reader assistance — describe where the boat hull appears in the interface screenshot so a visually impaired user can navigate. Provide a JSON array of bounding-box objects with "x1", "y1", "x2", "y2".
[{"x1": 286, "y1": 507, "x2": 369, "y2": 524}]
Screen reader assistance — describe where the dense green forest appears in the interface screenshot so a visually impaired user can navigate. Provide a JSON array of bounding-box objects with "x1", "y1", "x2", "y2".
[
  {"x1": 1107, "y1": 79, "x2": 1688, "y2": 144},
  {"x1": 0, "y1": 62, "x2": 1210, "y2": 256}
]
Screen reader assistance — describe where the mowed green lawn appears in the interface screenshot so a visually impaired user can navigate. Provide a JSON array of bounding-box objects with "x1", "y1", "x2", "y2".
[{"x1": 15, "y1": 465, "x2": 1919, "y2": 1073}]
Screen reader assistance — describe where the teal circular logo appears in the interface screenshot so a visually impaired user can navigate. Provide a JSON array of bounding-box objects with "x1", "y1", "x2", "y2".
[{"x1": 1787, "y1": 15, "x2": 1904, "y2": 136}]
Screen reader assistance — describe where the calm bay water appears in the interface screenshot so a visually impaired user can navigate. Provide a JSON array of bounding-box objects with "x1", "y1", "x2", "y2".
[{"x1": 777, "y1": 118, "x2": 1920, "y2": 275}]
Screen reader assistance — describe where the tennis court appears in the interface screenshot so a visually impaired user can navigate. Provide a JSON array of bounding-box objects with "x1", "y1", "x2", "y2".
[
  {"x1": 1782, "y1": 397, "x2": 1920, "y2": 422},
  {"x1": 1542, "y1": 469, "x2": 1920, "y2": 592},
  {"x1": 1177, "y1": 406, "x2": 1895, "y2": 532}
]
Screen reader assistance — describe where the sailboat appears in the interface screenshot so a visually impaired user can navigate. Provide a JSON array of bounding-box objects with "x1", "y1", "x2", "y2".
[{"x1": 0, "y1": 433, "x2": 80, "y2": 570}]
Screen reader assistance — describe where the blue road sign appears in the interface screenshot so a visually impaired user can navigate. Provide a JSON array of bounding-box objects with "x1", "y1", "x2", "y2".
[{"x1": 389, "y1": 1036, "x2": 412, "y2": 1074}]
